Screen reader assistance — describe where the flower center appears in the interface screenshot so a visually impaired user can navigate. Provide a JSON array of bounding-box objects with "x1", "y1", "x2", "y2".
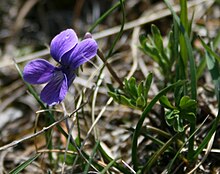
[{"x1": 57, "y1": 65, "x2": 76, "y2": 87}]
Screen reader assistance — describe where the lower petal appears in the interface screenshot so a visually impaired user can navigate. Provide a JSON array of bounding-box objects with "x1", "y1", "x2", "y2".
[
  {"x1": 23, "y1": 59, "x2": 55, "y2": 84},
  {"x1": 40, "y1": 71, "x2": 68, "y2": 105}
]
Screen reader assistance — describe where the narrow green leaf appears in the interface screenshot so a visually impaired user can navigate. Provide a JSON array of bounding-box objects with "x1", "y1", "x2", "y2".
[
  {"x1": 84, "y1": 141, "x2": 100, "y2": 174},
  {"x1": 179, "y1": 0, "x2": 189, "y2": 67},
  {"x1": 9, "y1": 154, "x2": 41, "y2": 174},
  {"x1": 98, "y1": 144, "x2": 129, "y2": 173},
  {"x1": 180, "y1": 0, "x2": 189, "y2": 35},
  {"x1": 142, "y1": 132, "x2": 181, "y2": 172},
  {"x1": 167, "y1": 30, "x2": 175, "y2": 65},
  {"x1": 100, "y1": 159, "x2": 117, "y2": 174},
  {"x1": 188, "y1": 10, "x2": 195, "y2": 37}
]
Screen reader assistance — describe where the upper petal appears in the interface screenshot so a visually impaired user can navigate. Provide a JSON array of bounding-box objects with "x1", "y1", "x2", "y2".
[
  {"x1": 40, "y1": 70, "x2": 68, "y2": 105},
  {"x1": 61, "y1": 38, "x2": 98, "y2": 69},
  {"x1": 50, "y1": 29, "x2": 78, "y2": 62},
  {"x1": 23, "y1": 59, "x2": 55, "y2": 84}
]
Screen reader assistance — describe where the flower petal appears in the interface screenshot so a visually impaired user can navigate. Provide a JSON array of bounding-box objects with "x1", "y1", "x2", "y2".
[
  {"x1": 40, "y1": 70, "x2": 68, "y2": 105},
  {"x1": 50, "y1": 29, "x2": 78, "y2": 62},
  {"x1": 61, "y1": 38, "x2": 98, "y2": 69},
  {"x1": 23, "y1": 59, "x2": 55, "y2": 84}
]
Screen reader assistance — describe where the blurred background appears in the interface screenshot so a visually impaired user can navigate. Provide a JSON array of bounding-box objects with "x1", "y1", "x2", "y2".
[{"x1": 0, "y1": 0, "x2": 219, "y2": 173}]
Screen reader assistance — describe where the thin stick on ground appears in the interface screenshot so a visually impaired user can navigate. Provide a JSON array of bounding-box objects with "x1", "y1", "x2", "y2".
[{"x1": 0, "y1": 102, "x2": 87, "y2": 151}]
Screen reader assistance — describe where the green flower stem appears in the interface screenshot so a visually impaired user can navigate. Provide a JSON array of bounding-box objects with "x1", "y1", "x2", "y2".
[
  {"x1": 88, "y1": 0, "x2": 125, "y2": 33},
  {"x1": 107, "y1": 0, "x2": 125, "y2": 58},
  {"x1": 94, "y1": 0, "x2": 125, "y2": 89},
  {"x1": 97, "y1": 49, "x2": 123, "y2": 88}
]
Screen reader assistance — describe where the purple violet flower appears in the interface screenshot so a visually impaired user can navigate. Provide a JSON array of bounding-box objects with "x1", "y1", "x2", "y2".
[{"x1": 23, "y1": 29, "x2": 98, "y2": 105}]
